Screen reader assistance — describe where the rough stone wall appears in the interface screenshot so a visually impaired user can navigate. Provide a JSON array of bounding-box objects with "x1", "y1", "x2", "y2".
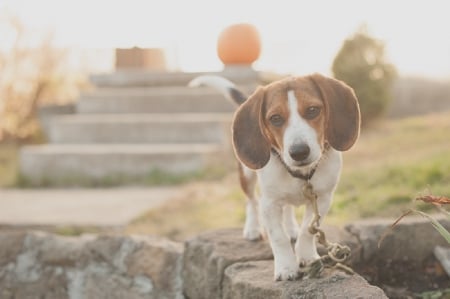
[
  {"x1": 0, "y1": 231, "x2": 183, "y2": 299},
  {"x1": 10, "y1": 218, "x2": 447, "y2": 298},
  {"x1": 182, "y1": 228, "x2": 387, "y2": 299}
]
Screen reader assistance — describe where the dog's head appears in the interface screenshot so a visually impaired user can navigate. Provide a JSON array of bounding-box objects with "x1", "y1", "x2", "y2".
[{"x1": 232, "y1": 73, "x2": 361, "y2": 172}]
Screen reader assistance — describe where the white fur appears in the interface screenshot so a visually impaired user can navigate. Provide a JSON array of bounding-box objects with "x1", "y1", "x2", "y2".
[
  {"x1": 283, "y1": 91, "x2": 322, "y2": 168},
  {"x1": 283, "y1": 205, "x2": 299, "y2": 241},
  {"x1": 188, "y1": 75, "x2": 236, "y2": 102}
]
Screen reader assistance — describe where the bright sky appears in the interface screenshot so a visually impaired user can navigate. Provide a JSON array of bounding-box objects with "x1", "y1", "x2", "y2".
[{"x1": 1, "y1": 0, "x2": 450, "y2": 78}]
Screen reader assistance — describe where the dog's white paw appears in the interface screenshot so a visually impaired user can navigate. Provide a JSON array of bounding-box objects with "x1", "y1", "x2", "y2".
[
  {"x1": 295, "y1": 236, "x2": 320, "y2": 266},
  {"x1": 243, "y1": 227, "x2": 262, "y2": 241},
  {"x1": 243, "y1": 215, "x2": 263, "y2": 241},
  {"x1": 297, "y1": 251, "x2": 320, "y2": 267},
  {"x1": 274, "y1": 263, "x2": 301, "y2": 281}
]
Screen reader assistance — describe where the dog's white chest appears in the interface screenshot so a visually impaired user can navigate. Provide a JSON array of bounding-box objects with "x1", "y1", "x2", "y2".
[
  {"x1": 257, "y1": 156, "x2": 310, "y2": 206},
  {"x1": 257, "y1": 151, "x2": 342, "y2": 206}
]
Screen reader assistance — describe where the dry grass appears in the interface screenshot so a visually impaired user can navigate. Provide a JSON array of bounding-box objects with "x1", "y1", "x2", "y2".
[
  {"x1": 0, "y1": 143, "x2": 19, "y2": 187},
  {"x1": 126, "y1": 173, "x2": 245, "y2": 240},
  {"x1": 127, "y1": 111, "x2": 450, "y2": 241}
]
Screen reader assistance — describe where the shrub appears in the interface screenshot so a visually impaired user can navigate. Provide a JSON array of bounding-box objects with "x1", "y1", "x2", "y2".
[
  {"x1": 0, "y1": 14, "x2": 86, "y2": 141},
  {"x1": 332, "y1": 26, "x2": 397, "y2": 126}
]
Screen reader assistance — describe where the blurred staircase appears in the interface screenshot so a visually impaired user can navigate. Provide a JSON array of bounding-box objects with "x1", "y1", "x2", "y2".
[{"x1": 20, "y1": 68, "x2": 259, "y2": 186}]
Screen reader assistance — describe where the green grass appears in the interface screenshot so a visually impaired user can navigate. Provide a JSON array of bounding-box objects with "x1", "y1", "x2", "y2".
[
  {"x1": 333, "y1": 151, "x2": 450, "y2": 220},
  {"x1": 332, "y1": 112, "x2": 450, "y2": 221},
  {"x1": 15, "y1": 165, "x2": 229, "y2": 188}
]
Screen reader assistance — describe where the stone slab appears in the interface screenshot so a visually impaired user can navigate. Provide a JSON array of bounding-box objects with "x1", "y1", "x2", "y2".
[
  {"x1": 38, "y1": 103, "x2": 76, "y2": 135},
  {"x1": 345, "y1": 216, "x2": 450, "y2": 295},
  {"x1": 182, "y1": 228, "x2": 273, "y2": 299},
  {"x1": 46, "y1": 113, "x2": 232, "y2": 144},
  {"x1": 223, "y1": 260, "x2": 387, "y2": 299},
  {"x1": 345, "y1": 216, "x2": 450, "y2": 264},
  {"x1": 77, "y1": 86, "x2": 238, "y2": 114},
  {"x1": 19, "y1": 144, "x2": 222, "y2": 185},
  {"x1": 0, "y1": 231, "x2": 183, "y2": 299},
  {"x1": 90, "y1": 67, "x2": 259, "y2": 87}
]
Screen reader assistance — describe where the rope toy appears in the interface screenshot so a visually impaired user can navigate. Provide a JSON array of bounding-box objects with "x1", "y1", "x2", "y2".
[{"x1": 300, "y1": 181, "x2": 354, "y2": 278}]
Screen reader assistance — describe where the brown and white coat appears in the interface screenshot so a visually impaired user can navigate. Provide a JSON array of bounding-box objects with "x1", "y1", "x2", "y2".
[{"x1": 190, "y1": 74, "x2": 360, "y2": 281}]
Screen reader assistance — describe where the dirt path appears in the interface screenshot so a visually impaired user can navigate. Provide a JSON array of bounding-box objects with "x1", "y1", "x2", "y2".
[{"x1": 0, "y1": 187, "x2": 180, "y2": 228}]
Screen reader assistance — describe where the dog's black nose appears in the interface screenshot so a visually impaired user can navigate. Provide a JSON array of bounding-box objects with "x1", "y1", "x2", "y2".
[{"x1": 289, "y1": 144, "x2": 310, "y2": 161}]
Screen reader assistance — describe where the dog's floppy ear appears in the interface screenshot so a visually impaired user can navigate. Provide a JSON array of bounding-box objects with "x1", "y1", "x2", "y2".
[
  {"x1": 232, "y1": 87, "x2": 271, "y2": 169},
  {"x1": 310, "y1": 73, "x2": 361, "y2": 151}
]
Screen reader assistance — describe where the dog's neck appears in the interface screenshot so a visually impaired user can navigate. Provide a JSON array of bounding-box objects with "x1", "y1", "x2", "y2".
[{"x1": 271, "y1": 143, "x2": 330, "y2": 181}]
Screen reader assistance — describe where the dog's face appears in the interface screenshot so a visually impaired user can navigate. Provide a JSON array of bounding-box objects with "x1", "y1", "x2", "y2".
[
  {"x1": 262, "y1": 80, "x2": 326, "y2": 173},
  {"x1": 232, "y1": 73, "x2": 360, "y2": 171}
]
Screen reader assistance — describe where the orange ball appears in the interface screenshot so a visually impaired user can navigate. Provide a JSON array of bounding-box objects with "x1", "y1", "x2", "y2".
[{"x1": 217, "y1": 23, "x2": 261, "y2": 65}]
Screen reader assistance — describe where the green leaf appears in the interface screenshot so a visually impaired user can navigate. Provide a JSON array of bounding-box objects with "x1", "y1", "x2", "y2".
[{"x1": 415, "y1": 210, "x2": 450, "y2": 244}]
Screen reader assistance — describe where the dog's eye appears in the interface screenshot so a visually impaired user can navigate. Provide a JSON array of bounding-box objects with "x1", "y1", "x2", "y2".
[
  {"x1": 269, "y1": 114, "x2": 284, "y2": 127},
  {"x1": 305, "y1": 106, "x2": 321, "y2": 119}
]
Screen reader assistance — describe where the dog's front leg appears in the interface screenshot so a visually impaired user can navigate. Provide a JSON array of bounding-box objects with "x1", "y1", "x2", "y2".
[
  {"x1": 295, "y1": 193, "x2": 332, "y2": 265},
  {"x1": 260, "y1": 198, "x2": 300, "y2": 281},
  {"x1": 283, "y1": 205, "x2": 299, "y2": 243}
]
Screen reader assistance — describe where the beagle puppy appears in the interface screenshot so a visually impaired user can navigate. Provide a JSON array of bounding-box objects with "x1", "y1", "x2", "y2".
[{"x1": 189, "y1": 74, "x2": 360, "y2": 281}]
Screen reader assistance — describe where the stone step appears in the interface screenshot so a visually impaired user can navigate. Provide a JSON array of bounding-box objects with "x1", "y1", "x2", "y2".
[
  {"x1": 90, "y1": 67, "x2": 259, "y2": 87},
  {"x1": 47, "y1": 113, "x2": 232, "y2": 144},
  {"x1": 77, "y1": 86, "x2": 241, "y2": 114},
  {"x1": 19, "y1": 144, "x2": 224, "y2": 185}
]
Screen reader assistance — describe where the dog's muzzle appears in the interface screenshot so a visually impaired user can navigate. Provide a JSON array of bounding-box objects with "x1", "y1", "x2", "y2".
[{"x1": 288, "y1": 143, "x2": 311, "y2": 162}]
